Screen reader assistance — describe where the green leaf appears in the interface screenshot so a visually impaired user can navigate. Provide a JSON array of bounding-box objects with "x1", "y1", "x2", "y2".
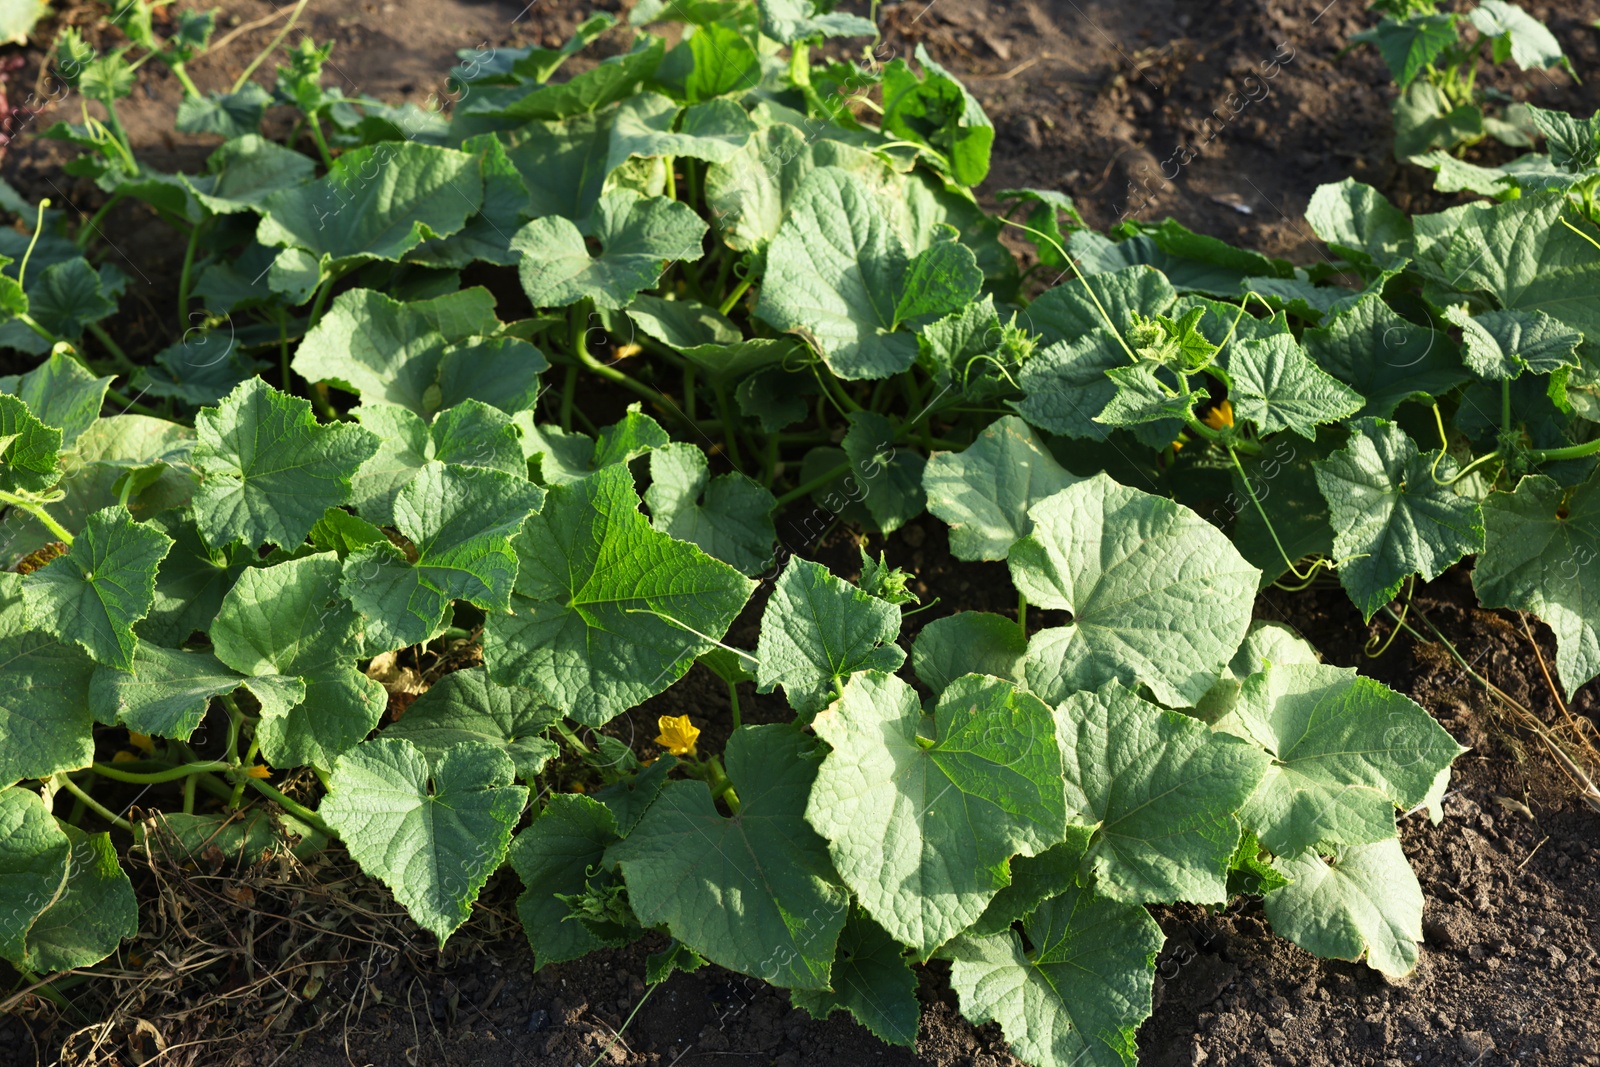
[
  {"x1": 323, "y1": 738, "x2": 526, "y2": 943},
  {"x1": 969, "y1": 828, "x2": 1096, "y2": 937},
  {"x1": 1193, "y1": 619, "x2": 1321, "y2": 723},
  {"x1": 607, "y1": 93, "x2": 758, "y2": 174},
  {"x1": 1, "y1": 349, "x2": 113, "y2": 449},
  {"x1": 0, "y1": 0, "x2": 46, "y2": 44},
  {"x1": 808, "y1": 672, "x2": 1066, "y2": 957},
  {"x1": 185, "y1": 134, "x2": 317, "y2": 214},
  {"x1": 344, "y1": 462, "x2": 544, "y2": 650},
  {"x1": 382, "y1": 667, "x2": 560, "y2": 780},
  {"x1": 911, "y1": 612, "x2": 1027, "y2": 696},
  {"x1": 1013, "y1": 475, "x2": 1259, "y2": 709},
  {"x1": 0, "y1": 393, "x2": 62, "y2": 495},
  {"x1": 294, "y1": 288, "x2": 545, "y2": 418},
  {"x1": 754, "y1": 557, "x2": 905, "y2": 717},
  {"x1": 1263, "y1": 837, "x2": 1423, "y2": 978},
  {"x1": 594, "y1": 755, "x2": 678, "y2": 835},
  {"x1": 514, "y1": 190, "x2": 707, "y2": 310},
  {"x1": 210, "y1": 553, "x2": 383, "y2": 769},
  {"x1": 1215, "y1": 663, "x2": 1463, "y2": 856},
  {"x1": 485, "y1": 463, "x2": 754, "y2": 725},
  {"x1": 193, "y1": 378, "x2": 379, "y2": 550},
  {"x1": 1301, "y1": 294, "x2": 1467, "y2": 418},
  {"x1": 1442, "y1": 305, "x2": 1582, "y2": 380},
  {"x1": 90, "y1": 642, "x2": 245, "y2": 741},
  {"x1": 174, "y1": 84, "x2": 272, "y2": 138},
  {"x1": 666, "y1": 19, "x2": 760, "y2": 101},
  {"x1": 1352, "y1": 14, "x2": 1458, "y2": 88},
  {"x1": 1392, "y1": 81, "x2": 1484, "y2": 158},
  {"x1": 790, "y1": 908, "x2": 920, "y2": 1047},
  {"x1": 0, "y1": 576, "x2": 93, "y2": 782},
  {"x1": 1306, "y1": 179, "x2": 1414, "y2": 271},
  {"x1": 1414, "y1": 193, "x2": 1600, "y2": 339},
  {"x1": 1054, "y1": 681, "x2": 1269, "y2": 904},
  {"x1": 351, "y1": 400, "x2": 526, "y2": 525},
  {"x1": 756, "y1": 0, "x2": 876, "y2": 43},
  {"x1": 609, "y1": 724, "x2": 850, "y2": 990},
  {"x1": 1313, "y1": 418, "x2": 1484, "y2": 619},
  {"x1": 309, "y1": 508, "x2": 387, "y2": 557},
  {"x1": 881, "y1": 45, "x2": 995, "y2": 187},
  {"x1": 410, "y1": 134, "x2": 531, "y2": 268},
  {"x1": 0, "y1": 785, "x2": 69, "y2": 965},
  {"x1": 893, "y1": 234, "x2": 984, "y2": 327},
  {"x1": 508, "y1": 794, "x2": 624, "y2": 969},
  {"x1": 755, "y1": 167, "x2": 927, "y2": 380},
  {"x1": 257, "y1": 143, "x2": 485, "y2": 272},
  {"x1": 19, "y1": 259, "x2": 120, "y2": 342},
  {"x1": 1468, "y1": 0, "x2": 1565, "y2": 71},
  {"x1": 139, "y1": 515, "x2": 251, "y2": 645},
  {"x1": 17, "y1": 823, "x2": 137, "y2": 972},
  {"x1": 1474, "y1": 473, "x2": 1600, "y2": 695},
  {"x1": 841, "y1": 410, "x2": 926, "y2": 533},
  {"x1": 1096, "y1": 363, "x2": 1203, "y2": 429},
  {"x1": 645, "y1": 442, "x2": 776, "y2": 575},
  {"x1": 23, "y1": 506, "x2": 172, "y2": 670},
  {"x1": 1226, "y1": 334, "x2": 1364, "y2": 440},
  {"x1": 458, "y1": 36, "x2": 664, "y2": 123},
  {"x1": 924, "y1": 417, "x2": 1080, "y2": 562},
  {"x1": 945, "y1": 886, "x2": 1165, "y2": 1067},
  {"x1": 1524, "y1": 105, "x2": 1600, "y2": 171}
]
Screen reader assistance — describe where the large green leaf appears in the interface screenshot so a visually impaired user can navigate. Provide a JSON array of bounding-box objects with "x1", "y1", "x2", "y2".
[
  {"x1": 1441, "y1": 305, "x2": 1582, "y2": 380},
  {"x1": 192, "y1": 378, "x2": 379, "y2": 550},
  {"x1": 507, "y1": 793, "x2": 624, "y2": 969},
  {"x1": 756, "y1": 0, "x2": 875, "y2": 43},
  {"x1": 607, "y1": 93, "x2": 757, "y2": 174},
  {"x1": 0, "y1": 786, "x2": 70, "y2": 966},
  {"x1": 90, "y1": 642, "x2": 246, "y2": 741},
  {"x1": 1012, "y1": 475, "x2": 1259, "y2": 709},
  {"x1": 1300, "y1": 294, "x2": 1467, "y2": 418},
  {"x1": 17, "y1": 823, "x2": 138, "y2": 973},
  {"x1": 923, "y1": 416, "x2": 1079, "y2": 561},
  {"x1": 1313, "y1": 418, "x2": 1484, "y2": 619},
  {"x1": 790, "y1": 908, "x2": 920, "y2": 1047},
  {"x1": 608, "y1": 724, "x2": 850, "y2": 990},
  {"x1": 457, "y1": 36, "x2": 664, "y2": 124},
  {"x1": 513, "y1": 190, "x2": 708, "y2": 310},
  {"x1": 382, "y1": 667, "x2": 560, "y2": 780},
  {"x1": 0, "y1": 577, "x2": 95, "y2": 788},
  {"x1": 343, "y1": 462, "x2": 544, "y2": 650},
  {"x1": 1468, "y1": 0, "x2": 1566, "y2": 72},
  {"x1": 840, "y1": 410, "x2": 927, "y2": 533},
  {"x1": 0, "y1": 393, "x2": 61, "y2": 495},
  {"x1": 910, "y1": 612, "x2": 1027, "y2": 696},
  {"x1": 323, "y1": 738, "x2": 526, "y2": 943},
  {"x1": 644, "y1": 442, "x2": 776, "y2": 575},
  {"x1": 881, "y1": 45, "x2": 995, "y2": 187},
  {"x1": 756, "y1": 167, "x2": 980, "y2": 380},
  {"x1": 945, "y1": 886, "x2": 1165, "y2": 1067},
  {"x1": 808, "y1": 672, "x2": 1065, "y2": 957},
  {"x1": 210, "y1": 553, "x2": 384, "y2": 769},
  {"x1": 1226, "y1": 334, "x2": 1364, "y2": 440},
  {"x1": 1305, "y1": 179, "x2": 1413, "y2": 271},
  {"x1": 485, "y1": 463, "x2": 754, "y2": 725},
  {"x1": 754, "y1": 557, "x2": 904, "y2": 716},
  {"x1": 1, "y1": 349, "x2": 113, "y2": 449},
  {"x1": 138, "y1": 515, "x2": 250, "y2": 645},
  {"x1": 1474, "y1": 473, "x2": 1600, "y2": 695},
  {"x1": 350, "y1": 400, "x2": 526, "y2": 526},
  {"x1": 22, "y1": 506, "x2": 172, "y2": 670},
  {"x1": 1215, "y1": 663, "x2": 1463, "y2": 856},
  {"x1": 1055, "y1": 682, "x2": 1269, "y2": 904},
  {"x1": 1263, "y1": 837, "x2": 1423, "y2": 978},
  {"x1": 1352, "y1": 14, "x2": 1458, "y2": 88},
  {"x1": 256, "y1": 142, "x2": 484, "y2": 273}
]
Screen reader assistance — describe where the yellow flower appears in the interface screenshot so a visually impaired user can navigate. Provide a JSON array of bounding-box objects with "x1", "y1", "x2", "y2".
[
  {"x1": 571, "y1": 781, "x2": 587, "y2": 794},
  {"x1": 1169, "y1": 437, "x2": 1185, "y2": 452},
  {"x1": 112, "y1": 749, "x2": 140, "y2": 763},
  {"x1": 127, "y1": 731, "x2": 155, "y2": 755},
  {"x1": 243, "y1": 764, "x2": 271, "y2": 779},
  {"x1": 1202, "y1": 399, "x2": 1234, "y2": 431},
  {"x1": 655, "y1": 715, "x2": 700, "y2": 757}
]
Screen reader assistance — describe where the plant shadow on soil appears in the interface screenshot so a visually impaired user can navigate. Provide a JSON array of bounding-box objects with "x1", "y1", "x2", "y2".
[{"x1": 3, "y1": 0, "x2": 1600, "y2": 1065}]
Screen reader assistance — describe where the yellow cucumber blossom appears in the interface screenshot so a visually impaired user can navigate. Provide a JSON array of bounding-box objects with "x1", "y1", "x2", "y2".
[
  {"x1": 1202, "y1": 399, "x2": 1234, "y2": 431},
  {"x1": 127, "y1": 731, "x2": 155, "y2": 755},
  {"x1": 655, "y1": 715, "x2": 701, "y2": 757},
  {"x1": 243, "y1": 764, "x2": 272, "y2": 779}
]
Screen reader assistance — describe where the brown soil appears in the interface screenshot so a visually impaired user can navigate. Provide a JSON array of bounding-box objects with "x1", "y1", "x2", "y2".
[{"x1": 3, "y1": 1, "x2": 1600, "y2": 1066}]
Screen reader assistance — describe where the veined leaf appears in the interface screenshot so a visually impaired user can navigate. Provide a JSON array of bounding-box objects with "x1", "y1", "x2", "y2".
[
  {"x1": 945, "y1": 886, "x2": 1164, "y2": 1067},
  {"x1": 323, "y1": 738, "x2": 526, "y2": 943},
  {"x1": 1352, "y1": 14, "x2": 1457, "y2": 88},
  {"x1": 790, "y1": 908, "x2": 920, "y2": 1047},
  {"x1": 911, "y1": 612, "x2": 1027, "y2": 696},
  {"x1": 607, "y1": 93, "x2": 758, "y2": 174},
  {"x1": 513, "y1": 190, "x2": 708, "y2": 310},
  {"x1": 351, "y1": 400, "x2": 526, "y2": 526},
  {"x1": 485, "y1": 463, "x2": 754, "y2": 725},
  {"x1": 1226, "y1": 334, "x2": 1364, "y2": 440},
  {"x1": 0, "y1": 392, "x2": 62, "y2": 495},
  {"x1": 508, "y1": 793, "x2": 624, "y2": 969},
  {"x1": 23, "y1": 505, "x2": 173, "y2": 670},
  {"x1": 1216, "y1": 663, "x2": 1463, "y2": 856},
  {"x1": 1474, "y1": 473, "x2": 1600, "y2": 695},
  {"x1": 1, "y1": 349, "x2": 112, "y2": 449},
  {"x1": 754, "y1": 557, "x2": 904, "y2": 717},
  {"x1": 344, "y1": 462, "x2": 544, "y2": 651},
  {"x1": 1055, "y1": 682, "x2": 1270, "y2": 904},
  {"x1": 193, "y1": 378, "x2": 379, "y2": 550},
  {"x1": 881, "y1": 45, "x2": 995, "y2": 187},
  {"x1": 90, "y1": 642, "x2": 246, "y2": 741},
  {"x1": 0, "y1": 786, "x2": 70, "y2": 966},
  {"x1": 383, "y1": 667, "x2": 560, "y2": 780},
  {"x1": 16, "y1": 822, "x2": 137, "y2": 973},
  {"x1": 1313, "y1": 418, "x2": 1484, "y2": 620},
  {"x1": 1300, "y1": 294, "x2": 1467, "y2": 418},
  {"x1": 841, "y1": 410, "x2": 926, "y2": 533},
  {"x1": 1468, "y1": 1, "x2": 1566, "y2": 72},
  {"x1": 1263, "y1": 837, "x2": 1424, "y2": 978},
  {"x1": 608, "y1": 724, "x2": 850, "y2": 990},
  {"x1": 644, "y1": 441, "x2": 776, "y2": 575},
  {"x1": 1441, "y1": 305, "x2": 1582, "y2": 381},
  {"x1": 1305, "y1": 179, "x2": 1413, "y2": 271},
  {"x1": 808, "y1": 672, "x2": 1065, "y2": 958},
  {"x1": 924, "y1": 417, "x2": 1080, "y2": 561},
  {"x1": 757, "y1": 0, "x2": 875, "y2": 43},
  {"x1": 1013, "y1": 475, "x2": 1259, "y2": 709}
]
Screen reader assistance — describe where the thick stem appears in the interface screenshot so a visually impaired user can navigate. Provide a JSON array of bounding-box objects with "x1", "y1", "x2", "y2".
[
  {"x1": 241, "y1": 775, "x2": 332, "y2": 835},
  {"x1": 1017, "y1": 590, "x2": 1028, "y2": 638},
  {"x1": 1527, "y1": 436, "x2": 1600, "y2": 463},
  {"x1": 1502, "y1": 378, "x2": 1513, "y2": 439},
  {"x1": 718, "y1": 273, "x2": 754, "y2": 317},
  {"x1": 176, "y1": 218, "x2": 208, "y2": 325},
  {"x1": 169, "y1": 62, "x2": 202, "y2": 98},
  {"x1": 306, "y1": 113, "x2": 335, "y2": 169},
  {"x1": 775, "y1": 461, "x2": 850, "y2": 508},
  {"x1": 56, "y1": 775, "x2": 134, "y2": 832},
  {"x1": 91, "y1": 759, "x2": 231, "y2": 784},
  {"x1": 0, "y1": 491, "x2": 75, "y2": 544}
]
